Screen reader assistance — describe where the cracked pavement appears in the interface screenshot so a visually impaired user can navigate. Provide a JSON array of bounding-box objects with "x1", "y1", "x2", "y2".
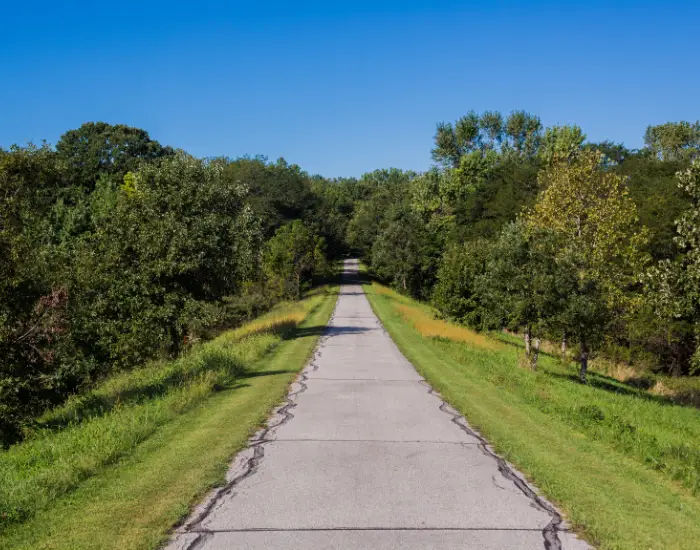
[{"x1": 167, "y1": 259, "x2": 590, "y2": 550}]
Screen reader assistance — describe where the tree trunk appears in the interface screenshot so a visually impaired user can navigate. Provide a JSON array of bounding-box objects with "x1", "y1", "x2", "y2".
[
  {"x1": 524, "y1": 325, "x2": 531, "y2": 356},
  {"x1": 561, "y1": 333, "x2": 567, "y2": 354},
  {"x1": 579, "y1": 338, "x2": 589, "y2": 383},
  {"x1": 530, "y1": 337, "x2": 540, "y2": 370}
]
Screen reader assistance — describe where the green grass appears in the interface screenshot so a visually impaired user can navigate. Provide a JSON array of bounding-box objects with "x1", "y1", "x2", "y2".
[
  {"x1": 364, "y1": 281, "x2": 700, "y2": 550},
  {"x1": 0, "y1": 285, "x2": 337, "y2": 549}
]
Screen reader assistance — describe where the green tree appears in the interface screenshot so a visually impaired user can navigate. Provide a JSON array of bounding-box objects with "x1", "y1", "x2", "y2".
[
  {"x1": 644, "y1": 121, "x2": 700, "y2": 161},
  {"x1": 480, "y1": 111, "x2": 504, "y2": 147},
  {"x1": 68, "y1": 153, "x2": 261, "y2": 369},
  {"x1": 221, "y1": 157, "x2": 316, "y2": 237},
  {"x1": 504, "y1": 110, "x2": 542, "y2": 156},
  {"x1": 646, "y1": 160, "x2": 700, "y2": 373},
  {"x1": 527, "y1": 150, "x2": 648, "y2": 381},
  {"x1": 345, "y1": 169, "x2": 414, "y2": 258},
  {"x1": 263, "y1": 220, "x2": 327, "y2": 300},
  {"x1": 540, "y1": 125, "x2": 586, "y2": 164},
  {"x1": 432, "y1": 110, "x2": 540, "y2": 166},
  {"x1": 0, "y1": 145, "x2": 70, "y2": 444},
  {"x1": 432, "y1": 238, "x2": 491, "y2": 327},
  {"x1": 480, "y1": 220, "x2": 560, "y2": 369},
  {"x1": 55, "y1": 122, "x2": 173, "y2": 190},
  {"x1": 370, "y1": 207, "x2": 440, "y2": 298}
]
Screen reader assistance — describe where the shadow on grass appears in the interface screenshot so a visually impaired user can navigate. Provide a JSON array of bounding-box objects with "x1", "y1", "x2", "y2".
[
  {"x1": 544, "y1": 369, "x2": 689, "y2": 408},
  {"x1": 38, "y1": 354, "x2": 294, "y2": 431}
]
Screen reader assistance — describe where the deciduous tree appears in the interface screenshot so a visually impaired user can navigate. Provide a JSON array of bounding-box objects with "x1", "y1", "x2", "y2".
[{"x1": 527, "y1": 150, "x2": 647, "y2": 381}]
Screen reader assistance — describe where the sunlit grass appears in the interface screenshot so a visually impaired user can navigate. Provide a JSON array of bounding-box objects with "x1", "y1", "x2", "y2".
[
  {"x1": 223, "y1": 308, "x2": 306, "y2": 341},
  {"x1": 500, "y1": 327, "x2": 700, "y2": 408}
]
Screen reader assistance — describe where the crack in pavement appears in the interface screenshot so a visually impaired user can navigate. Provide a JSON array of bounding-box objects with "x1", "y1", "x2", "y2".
[
  {"x1": 420, "y1": 381, "x2": 563, "y2": 550},
  {"x1": 175, "y1": 306, "x2": 338, "y2": 550}
]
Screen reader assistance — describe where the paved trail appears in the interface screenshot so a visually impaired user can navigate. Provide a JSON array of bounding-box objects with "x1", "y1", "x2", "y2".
[{"x1": 169, "y1": 260, "x2": 589, "y2": 549}]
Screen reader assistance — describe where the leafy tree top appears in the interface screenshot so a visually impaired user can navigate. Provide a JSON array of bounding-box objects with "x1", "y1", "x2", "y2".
[{"x1": 56, "y1": 122, "x2": 174, "y2": 189}]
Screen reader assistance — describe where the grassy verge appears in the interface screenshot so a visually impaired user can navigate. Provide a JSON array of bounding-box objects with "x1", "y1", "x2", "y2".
[
  {"x1": 0, "y1": 285, "x2": 337, "y2": 549},
  {"x1": 364, "y1": 281, "x2": 700, "y2": 550}
]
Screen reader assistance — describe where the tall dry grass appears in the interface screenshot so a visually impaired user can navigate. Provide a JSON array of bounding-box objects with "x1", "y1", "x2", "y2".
[{"x1": 394, "y1": 303, "x2": 502, "y2": 351}]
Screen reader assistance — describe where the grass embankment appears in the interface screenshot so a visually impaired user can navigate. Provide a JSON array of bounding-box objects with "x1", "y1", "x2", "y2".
[
  {"x1": 0, "y1": 286, "x2": 337, "y2": 550},
  {"x1": 365, "y1": 282, "x2": 700, "y2": 550}
]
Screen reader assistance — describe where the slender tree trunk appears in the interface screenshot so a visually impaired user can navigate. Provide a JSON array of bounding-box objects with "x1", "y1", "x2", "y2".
[
  {"x1": 530, "y1": 337, "x2": 540, "y2": 370},
  {"x1": 579, "y1": 338, "x2": 589, "y2": 383},
  {"x1": 561, "y1": 333, "x2": 567, "y2": 354},
  {"x1": 524, "y1": 325, "x2": 531, "y2": 356}
]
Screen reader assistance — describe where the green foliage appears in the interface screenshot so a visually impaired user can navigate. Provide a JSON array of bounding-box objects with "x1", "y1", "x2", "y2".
[
  {"x1": 503, "y1": 110, "x2": 542, "y2": 156},
  {"x1": 479, "y1": 221, "x2": 562, "y2": 368},
  {"x1": 55, "y1": 122, "x2": 174, "y2": 190},
  {"x1": 370, "y1": 207, "x2": 440, "y2": 298},
  {"x1": 0, "y1": 145, "x2": 76, "y2": 444},
  {"x1": 647, "y1": 160, "x2": 700, "y2": 373},
  {"x1": 66, "y1": 154, "x2": 262, "y2": 370},
  {"x1": 432, "y1": 110, "x2": 542, "y2": 167},
  {"x1": 263, "y1": 220, "x2": 328, "y2": 300},
  {"x1": 540, "y1": 124, "x2": 586, "y2": 163},
  {"x1": 345, "y1": 169, "x2": 414, "y2": 257},
  {"x1": 221, "y1": 156, "x2": 316, "y2": 237},
  {"x1": 527, "y1": 150, "x2": 648, "y2": 380},
  {"x1": 431, "y1": 238, "x2": 490, "y2": 327},
  {"x1": 644, "y1": 121, "x2": 700, "y2": 161}
]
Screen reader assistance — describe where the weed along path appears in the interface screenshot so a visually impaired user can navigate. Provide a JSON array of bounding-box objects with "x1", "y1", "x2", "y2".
[{"x1": 168, "y1": 260, "x2": 589, "y2": 550}]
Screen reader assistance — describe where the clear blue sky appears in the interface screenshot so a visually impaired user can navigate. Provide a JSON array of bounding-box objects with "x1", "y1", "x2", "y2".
[{"x1": 2, "y1": 1, "x2": 699, "y2": 177}]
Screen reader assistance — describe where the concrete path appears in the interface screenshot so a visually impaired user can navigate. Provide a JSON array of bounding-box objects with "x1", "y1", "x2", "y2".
[{"x1": 169, "y1": 260, "x2": 589, "y2": 550}]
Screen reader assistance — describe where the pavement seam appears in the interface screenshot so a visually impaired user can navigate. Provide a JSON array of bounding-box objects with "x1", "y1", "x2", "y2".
[
  {"x1": 419, "y1": 380, "x2": 564, "y2": 550},
  {"x1": 189, "y1": 526, "x2": 552, "y2": 533},
  {"x1": 304, "y1": 377, "x2": 424, "y2": 382},
  {"x1": 264, "y1": 438, "x2": 481, "y2": 444}
]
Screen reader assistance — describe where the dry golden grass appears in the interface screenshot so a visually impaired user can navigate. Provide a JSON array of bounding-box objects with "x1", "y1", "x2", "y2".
[
  {"x1": 372, "y1": 283, "x2": 400, "y2": 298},
  {"x1": 227, "y1": 310, "x2": 306, "y2": 341},
  {"x1": 650, "y1": 380, "x2": 673, "y2": 397},
  {"x1": 394, "y1": 303, "x2": 502, "y2": 351},
  {"x1": 599, "y1": 362, "x2": 638, "y2": 383}
]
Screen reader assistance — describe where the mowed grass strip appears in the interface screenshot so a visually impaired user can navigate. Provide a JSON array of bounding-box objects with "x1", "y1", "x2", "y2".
[
  {"x1": 0, "y1": 285, "x2": 337, "y2": 550},
  {"x1": 364, "y1": 281, "x2": 700, "y2": 550}
]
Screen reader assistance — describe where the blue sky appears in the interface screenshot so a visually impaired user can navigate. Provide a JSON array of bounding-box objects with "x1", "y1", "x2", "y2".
[{"x1": 2, "y1": 1, "x2": 699, "y2": 177}]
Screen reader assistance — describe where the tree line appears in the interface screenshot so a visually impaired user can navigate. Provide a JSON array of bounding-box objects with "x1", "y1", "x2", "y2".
[
  {"x1": 342, "y1": 112, "x2": 700, "y2": 383},
  {"x1": 0, "y1": 123, "x2": 333, "y2": 445},
  {"x1": 3, "y1": 114, "x2": 699, "y2": 445}
]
